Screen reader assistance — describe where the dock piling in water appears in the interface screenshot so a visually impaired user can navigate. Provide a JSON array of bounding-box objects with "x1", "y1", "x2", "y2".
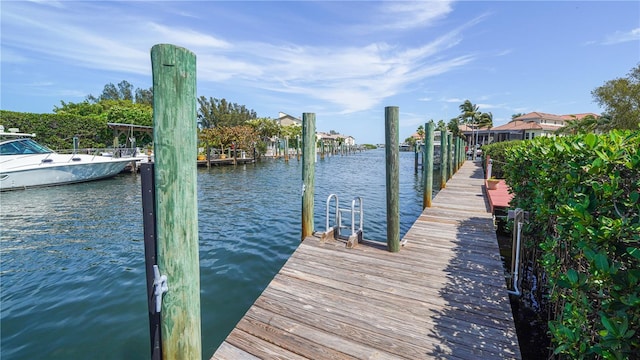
[
  {"x1": 301, "y1": 113, "x2": 316, "y2": 241},
  {"x1": 150, "y1": 43, "x2": 201, "y2": 359},
  {"x1": 423, "y1": 121, "x2": 435, "y2": 209},
  {"x1": 440, "y1": 129, "x2": 448, "y2": 189},
  {"x1": 385, "y1": 106, "x2": 400, "y2": 252}
]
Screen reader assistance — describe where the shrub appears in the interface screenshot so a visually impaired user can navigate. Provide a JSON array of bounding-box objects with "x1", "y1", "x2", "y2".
[
  {"x1": 481, "y1": 140, "x2": 521, "y2": 178},
  {"x1": 503, "y1": 131, "x2": 640, "y2": 359},
  {"x1": 1, "y1": 110, "x2": 112, "y2": 150}
]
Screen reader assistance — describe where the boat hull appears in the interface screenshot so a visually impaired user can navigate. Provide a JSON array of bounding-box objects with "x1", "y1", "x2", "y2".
[{"x1": 0, "y1": 157, "x2": 135, "y2": 191}]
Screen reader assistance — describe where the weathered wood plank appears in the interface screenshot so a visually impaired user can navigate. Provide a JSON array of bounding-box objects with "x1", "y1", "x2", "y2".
[{"x1": 210, "y1": 161, "x2": 521, "y2": 359}]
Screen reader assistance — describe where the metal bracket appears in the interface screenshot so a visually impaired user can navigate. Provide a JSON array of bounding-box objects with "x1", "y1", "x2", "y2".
[{"x1": 153, "y1": 265, "x2": 168, "y2": 313}]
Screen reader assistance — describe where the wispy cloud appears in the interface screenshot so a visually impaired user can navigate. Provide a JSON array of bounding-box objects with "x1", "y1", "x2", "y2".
[
  {"x1": 2, "y1": 1, "x2": 478, "y2": 115},
  {"x1": 601, "y1": 28, "x2": 640, "y2": 45},
  {"x1": 378, "y1": 1, "x2": 454, "y2": 30}
]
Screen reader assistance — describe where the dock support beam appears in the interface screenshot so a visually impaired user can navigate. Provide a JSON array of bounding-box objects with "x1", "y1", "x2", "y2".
[
  {"x1": 385, "y1": 106, "x2": 400, "y2": 252},
  {"x1": 440, "y1": 129, "x2": 447, "y2": 189},
  {"x1": 301, "y1": 113, "x2": 316, "y2": 241},
  {"x1": 150, "y1": 43, "x2": 201, "y2": 359},
  {"x1": 423, "y1": 121, "x2": 435, "y2": 209},
  {"x1": 447, "y1": 133, "x2": 453, "y2": 180}
]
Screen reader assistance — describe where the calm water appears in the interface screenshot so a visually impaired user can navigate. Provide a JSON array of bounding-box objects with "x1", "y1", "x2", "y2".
[{"x1": 1, "y1": 149, "x2": 435, "y2": 359}]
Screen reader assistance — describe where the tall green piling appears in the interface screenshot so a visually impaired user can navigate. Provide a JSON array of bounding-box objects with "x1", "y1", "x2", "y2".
[
  {"x1": 423, "y1": 122, "x2": 435, "y2": 209},
  {"x1": 452, "y1": 137, "x2": 459, "y2": 173},
  {"x1": 150, "y1": 44, "x2": 201, "y2": 359},
  {"x1": 385, "y1": 106, "x2": 400, "y2": 252},
  {"x1": 440, "y1": 129, "x2": 447, "y2": 189},
  {"x1": 301, "y1": 113, "x2": 316, "y2": 241},
  {"x1": 447, "y1": 133, "x2": 453, "y2": 180}
]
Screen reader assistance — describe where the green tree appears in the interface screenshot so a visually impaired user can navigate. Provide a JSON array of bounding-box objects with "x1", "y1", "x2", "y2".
[
  {"x1": 135, "y1": 87, "x2": 153, "y2": 106},
  {"x1": 416, "y1": 125, "x2": 425, "y2": 140},
  {"x1": 247, "y1": 118, "x2": 280, "y2": 140},
  {"x1": 478, "y1": 111, "x2": 493, "y2": 129},
  {"x1": 54, "y1": 100, "x2": 108, "y2": 117},
  {"x1": 555, "y1": 114, "x2": 611, "y2": 135},
  {"x1": 197, "y1": 96, "x2": 258, "y2": 128},
  {"x1": 404, "y1": 136, "x2": 416, "y2": 149},
  {"x1": 592, "y1": 63, "x2": 640, "y2": 130},
  {"x1": 447, "y1": 117, "x2": 462, "y2": 139},
  {"x1": 85, "y1": 80, "x2": 151, "y2": 105}
]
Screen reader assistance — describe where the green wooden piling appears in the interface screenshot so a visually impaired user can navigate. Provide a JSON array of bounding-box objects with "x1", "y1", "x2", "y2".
[
  {"x1": 423, "y1": 122, "x2": 435, "y2": 209},
  {"x1": 414, "y1": 144, "x2": 419, "y2": 174},
  {"x1": 452, "y1": 137, "x2": 458, "y2": 173},
  {"x1": 458, "y1": 137, "x2": 463, "y2": 169},
  {"x1": 150, "y1": 44, "x2": 201, "y2": 359},
  {"x1": 284, "y1": 136, "x2": 290, "y2": 162},
  {"x1": 440, "y1": 129, "x2": 447, "y2": 189},
  {"x1": 447, "y1": 133, "x2": 453, "y2": 180},
  {"x1": 385, "y1": 106, "x2": 400, "y2": 252},
  {"x1": 301, "y1": 113, "x2": 315, "y2": 241}
]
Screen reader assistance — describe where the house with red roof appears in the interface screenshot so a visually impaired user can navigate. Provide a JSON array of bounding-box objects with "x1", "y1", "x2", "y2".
[{"x1": 461, "y1": 112, "x2": 599, "y2": 145}]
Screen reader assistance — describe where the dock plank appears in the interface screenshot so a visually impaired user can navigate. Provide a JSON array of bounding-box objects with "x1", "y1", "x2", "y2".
[{"x1": 211, "y1": 161, "x2": 521, "y2": 359}]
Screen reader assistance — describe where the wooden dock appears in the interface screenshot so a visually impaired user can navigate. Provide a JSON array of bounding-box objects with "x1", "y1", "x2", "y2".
[
  {"x1": 486, "y1": 179, "x2": 514, "y2": 214},
  {"x1": 211, "y1": 161, "x2": 521, "y2": 359}
]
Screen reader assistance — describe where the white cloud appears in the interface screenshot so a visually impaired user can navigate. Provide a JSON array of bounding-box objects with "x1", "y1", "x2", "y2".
[
  {"x1": 146, "y1": 22, "x2": 230, "y2": 49},
  {"x1": 2, "y1": 1, "x2": 479, "y2": 116},
  {"x1": 602, "y1": 28, "x2": 640, "y2": 45},
  {"x1": 379, "y1": 1, "x2": 454, "y2": 30}
]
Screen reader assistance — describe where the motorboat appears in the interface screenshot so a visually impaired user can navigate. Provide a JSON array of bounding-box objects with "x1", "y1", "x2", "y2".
[{"x1": 0, "y1": 127, "x2": 139, "y2": 191}]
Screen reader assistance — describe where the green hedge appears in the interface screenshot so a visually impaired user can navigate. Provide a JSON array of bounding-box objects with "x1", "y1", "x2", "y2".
[
  {"x1": 503, "y1": 131, "x2": 640, "y2": 358},
  {"x1": 481, "y1": 140, "x2": 521, "y2": 178},
  {"x1": 1, "y1": 110, "x2": 112, "y2": 150}
]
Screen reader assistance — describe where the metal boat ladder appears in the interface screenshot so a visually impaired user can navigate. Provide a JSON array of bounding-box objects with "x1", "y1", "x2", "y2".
[{"x1": 325, "y1": 194, "x2": 363, "y2": 248}]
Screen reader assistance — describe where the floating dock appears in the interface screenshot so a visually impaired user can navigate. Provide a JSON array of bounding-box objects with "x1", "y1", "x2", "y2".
[{"x1": 211, "y1": 161, "x2": 521, "y2": 359}]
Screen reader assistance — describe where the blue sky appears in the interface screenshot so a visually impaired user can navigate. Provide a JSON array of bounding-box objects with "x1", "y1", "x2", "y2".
[{"x1": 1, "y1": 1, "x2": 638, "y2": 144}]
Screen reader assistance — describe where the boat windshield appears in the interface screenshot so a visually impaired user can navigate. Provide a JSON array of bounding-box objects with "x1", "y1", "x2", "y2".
[{"x1": 0, "y1": 138, "x2": 54, "y2": 155}]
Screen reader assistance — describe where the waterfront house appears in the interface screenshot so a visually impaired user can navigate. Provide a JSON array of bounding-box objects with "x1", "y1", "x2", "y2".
[
  {"x1": 276, "y1": 112, "x2": 302, "y2": 127},
  {"x1": 461, "y1": 111, "x2": 599, "y2": 145}
]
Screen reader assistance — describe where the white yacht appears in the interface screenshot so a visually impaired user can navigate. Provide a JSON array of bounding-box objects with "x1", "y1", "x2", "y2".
[{"x1": 0, "y1": 127, "x2": 138, "y2": 191}]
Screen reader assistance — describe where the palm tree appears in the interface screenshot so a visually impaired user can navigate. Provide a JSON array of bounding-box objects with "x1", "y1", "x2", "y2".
[
  {"x1": 478, "y1": 112, "x2": 493, "y2": 145},
  {"x1": 555, "y1": 114, "x2": 610, "y2": 135},
  {"x1": 459, "y1": 100, "x2": 480, "y2": 159},
  {"x1": 416, "y1": 125, "x2": 425, "y2": 141}
]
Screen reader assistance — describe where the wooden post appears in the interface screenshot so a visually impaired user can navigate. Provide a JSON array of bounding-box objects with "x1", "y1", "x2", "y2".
[
  {"x1": 301, "y1": 113, "x2": 315, "y2": 241},
  {"x1": 447, "y1": 133, "x2": 453, "y2": 180},
  {"x1": 385, "y1": 106, "x2": 400, "y2": 252},
  {"x1": 423, "y1": 122, "x2": 435, "y2": 209},
  {"x1": 440, "y1": 129, "x2": 447, "y2": 189},
  {"x1": 284, "y1": 136, "x2": 289, "y2": 162},
  {"x1": 414, "y1": 143, "x2": 419, "y2": 174},
  {"x1": 458, "y1": 137, "x2": 463, "y2": 169},
  {"x1": 452, "y1": 137, "x2": 458, "y2": 173},
  {"x1": 150, "y1": 44, "x2": 201, "y2": 359}
]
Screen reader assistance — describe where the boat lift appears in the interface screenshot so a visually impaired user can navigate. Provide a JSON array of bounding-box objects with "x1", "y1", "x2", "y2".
[{"x1": 324, "y1": 194, "x2": 363, "y2": 248}]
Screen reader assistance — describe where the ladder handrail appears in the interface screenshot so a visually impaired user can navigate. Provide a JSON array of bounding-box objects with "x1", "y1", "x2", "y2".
[
  {"x1": 325, "y1": 194, "x2": 363, "y2": 238},
  {"x1": 326, "y1": 194, "x2": 339, "y2": 232},
  {"x1": 350, "y1": 197, "x2": 363, "y2": 235}
]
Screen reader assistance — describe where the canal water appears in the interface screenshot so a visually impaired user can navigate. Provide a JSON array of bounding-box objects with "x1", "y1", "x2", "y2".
[{"x1": 0, "y1": 149, "x2": 436, "y2": 359}]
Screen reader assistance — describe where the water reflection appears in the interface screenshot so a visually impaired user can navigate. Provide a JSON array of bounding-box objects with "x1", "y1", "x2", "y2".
[{"x1": 1, "y1": 149, "x2": 430, "y2": 359}]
